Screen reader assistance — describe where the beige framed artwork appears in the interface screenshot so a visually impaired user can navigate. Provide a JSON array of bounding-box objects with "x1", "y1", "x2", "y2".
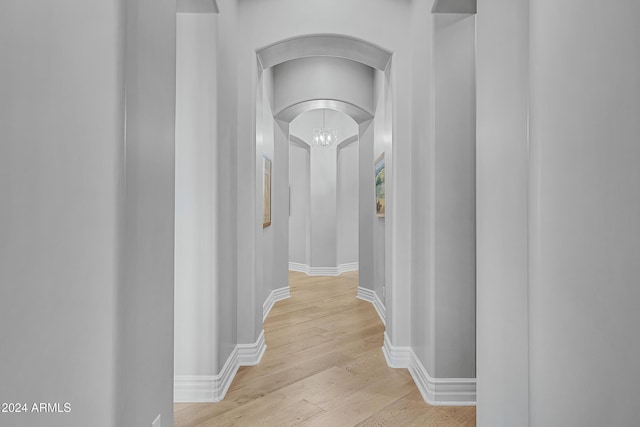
[{"x1": 263, "y1": 155, "x2": 272, "y2": 228}]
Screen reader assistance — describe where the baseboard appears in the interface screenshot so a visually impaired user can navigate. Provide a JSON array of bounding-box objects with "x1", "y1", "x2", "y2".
[
  {"x1": 337, "y1": 262, "x2": 359, "y2": 274},
  {"x1": 288, "y1": 262, "x2": 359, "y2": 276},
  {"x1": 382, "y1": 333, "x2": 476, "y2": 406},
  {"x1": 382, "y1": 332, "x2": 412, "y2": 368},
  {"x1": 174, "y1": 330, "x2": 266, "y2": 403},
  {"x1": 288, "y1": 262, "x2": 310, "y2": 274},
  {"x1": 263, "y1": 286, "x2": 291, "y2": 321},
  {"x1": 238, "y1": 330, "x2": 266, "y2": 366},
  {"x1": 356, "y1": 287, "x2": 386, "y2": 326}
]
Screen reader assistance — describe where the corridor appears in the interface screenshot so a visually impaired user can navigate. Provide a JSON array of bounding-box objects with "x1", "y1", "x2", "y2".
[{"x1": 174, "y1": 272, "x2": 476, "y2": 426}]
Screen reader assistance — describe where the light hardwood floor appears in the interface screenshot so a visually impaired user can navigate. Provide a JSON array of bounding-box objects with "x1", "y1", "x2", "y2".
[{"x1": 174, "y1": 271, "x2": 476, "y2": 426}]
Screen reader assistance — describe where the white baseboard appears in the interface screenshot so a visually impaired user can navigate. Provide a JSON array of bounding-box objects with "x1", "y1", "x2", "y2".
[
  {"x1": 337, "y1": 262, "x2": 359, "y2": 274},
  {"x1": 382, "y1": 332, "x2": 412, "y2": 368},
  {"x1": 288, "y1": 262, "x2": 359, "y2": 276},
  {"x1": 263, "y1": 286, "x2": 291, "y2": 321},
  {"x1": 238, "y1": 330, "x2": 266, "y2": 366},
  {"x1": 356, "y1": 287, "x2": 386, "y2": 326},
  {"x1": 288, "y1": 262, "x2": 310, "y2": 274},
  {"x1": 382, "y1": 333, "x2": 476, "y2": 406},
  {"x1": 174, "y1": 330, "x2": 266, "y2": 403}
]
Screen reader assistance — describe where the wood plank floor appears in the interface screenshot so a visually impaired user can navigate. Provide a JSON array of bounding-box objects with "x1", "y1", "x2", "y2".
[{"x1": 174, "y1": 271, "x2": 476, "y2": 426}]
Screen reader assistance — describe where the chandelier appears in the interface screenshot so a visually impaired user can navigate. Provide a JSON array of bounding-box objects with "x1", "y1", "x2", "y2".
[{"x1": 312, "y1": 109, "x2": 337, "y2": 148}]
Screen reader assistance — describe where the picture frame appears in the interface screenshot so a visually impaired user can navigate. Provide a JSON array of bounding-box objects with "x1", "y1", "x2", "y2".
[
  {"x1": 263, "y1": 155, "x2": 272, "y2": 228},
  {"x1": 375, "y1": 152, "x2": 385, "y2": 217}
]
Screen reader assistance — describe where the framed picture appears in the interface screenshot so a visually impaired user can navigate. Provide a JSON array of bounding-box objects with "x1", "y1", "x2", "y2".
[
  {"x1": 375, "y1": 152, "x2": 385, "y2": 217},
  {"x1": 263, "y1": 156, "x2": 272, "y2": 228}
]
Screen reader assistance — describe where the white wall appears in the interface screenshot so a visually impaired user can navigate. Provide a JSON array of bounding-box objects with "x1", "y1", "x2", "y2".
[
  {"x1": 475, "y1": 0, "x2": 530, "y2": 424},
  {"x1": 257, "y1": 67, "x2": 290, "y2": 315},
  {"x1": 359, "y1": 119, "x2": 376, "y2": 292},
  {"x1": 370, "y1": 69, "x2": 393, "y2": 301},
  {"x1": 175, "y1": 13, "x2": 218, "y2": 377},
  {"x1": 337, "y1": 141, "x2": 360, "y2": 266},
  {"x1": 216, "y1": 0, "x2": 239, "y2": 367},
  {"x1": 117, "y1": 0, "x2": 177, "y2": 424},
  {"x1": 310, "y1": 146, "x2": 338, "y2": 267},
  {"x1": 410, "y1": 0, "x2": 436, "y2": 376},
  {"x1": 409, "y1": 1, "x2": 476, "y2": 383},
  {"x1": 1, "y1": 0, "x2": 177, "y2": 425},
  {"x1": 477, "y1": 1, "x2": 640, "y2": 425},
  {"x1": 528, "y1": 1, "x2": 640, "y2": 425},
  {"x1": 289, "y1": 109, "x2": 359, "y2": 270},
  {"x1": 289, "y1": 143, "x2": 311, "y2": 265},
  {"x1": 0, "y1": 2, "x2": 123, "y2": 425},
  {"x1": 432, "y1": 13, "x2": 476, "y2": 379}
]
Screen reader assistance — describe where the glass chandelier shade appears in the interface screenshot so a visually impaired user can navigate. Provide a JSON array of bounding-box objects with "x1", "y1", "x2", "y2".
[{"x1": 311, "y1": 109, "x2": 337, "y2": 149}]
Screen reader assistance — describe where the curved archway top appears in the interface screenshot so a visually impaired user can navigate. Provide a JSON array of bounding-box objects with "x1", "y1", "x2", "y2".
[
  {"x1": 257, "y1": 34, "x2": 392, "y2": 71},
  {"x1": 275, "y1": 99, "x2": 373, "y2": 125}
]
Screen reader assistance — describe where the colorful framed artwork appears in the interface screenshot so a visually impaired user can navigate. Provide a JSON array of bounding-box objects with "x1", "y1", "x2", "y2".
[
  {"x1": 375, "y1": 152, "x2": 385, "y2": 217},
  {"x1": 263, "y1": 156, "x2": 272, "y2": 228}
]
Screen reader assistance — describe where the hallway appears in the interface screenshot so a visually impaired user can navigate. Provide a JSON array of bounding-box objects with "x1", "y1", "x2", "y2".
[{"x1": 174, "y1": 272, "x2": 475, "y2": 426}]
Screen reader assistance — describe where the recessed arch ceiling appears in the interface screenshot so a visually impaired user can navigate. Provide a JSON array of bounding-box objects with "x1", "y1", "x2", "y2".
[
  {"x1": 257, "y1": 34, "x2": 392, "y2": 71},
  {"x1": 275, "y1": 99, "x2": 373, "y2": 124}
]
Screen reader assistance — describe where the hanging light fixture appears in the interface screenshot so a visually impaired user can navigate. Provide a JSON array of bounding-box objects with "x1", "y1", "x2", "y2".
[{"x1": 312, "y1": 109, "x2": 337, "y2": 149}]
